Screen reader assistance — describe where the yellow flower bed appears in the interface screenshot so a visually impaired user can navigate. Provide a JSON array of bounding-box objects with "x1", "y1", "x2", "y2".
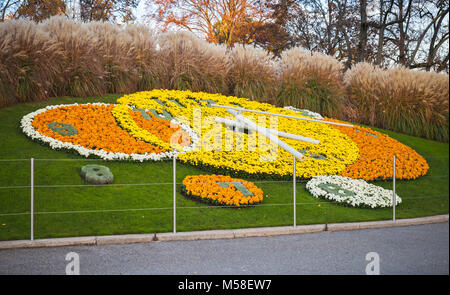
[{"x1": 115, "y1": 89, "x2": 360, "y2": 178}]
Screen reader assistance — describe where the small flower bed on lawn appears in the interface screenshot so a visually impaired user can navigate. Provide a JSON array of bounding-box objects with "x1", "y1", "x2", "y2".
[
  {"x1": 181, "y1": 175, "x2": 263, "y2": 207},
  {"x1": 306, "y1": 175, "x2": 402, "y2": 208}
]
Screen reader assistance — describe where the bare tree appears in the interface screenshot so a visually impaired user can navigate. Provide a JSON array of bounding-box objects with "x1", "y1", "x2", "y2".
[
  {"x1": 0, "y1": 0, "x2": 23, "y2": 21},
  {"x1": 407, "y1": 0, "x2": 448, "y2": 71}
]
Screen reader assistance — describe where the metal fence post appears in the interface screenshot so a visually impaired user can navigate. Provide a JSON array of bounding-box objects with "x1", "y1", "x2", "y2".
[
  {"x1": 173, "y1": 154, "x2": 177, "y2": 234},
  {"x1": 293, "y1": 156, "x2": 296, "y2": 228},
  {"x1": 393, "y1": 155, "x2": 396, "y2": 221},
  {"x1": 30, "y1": 157, "x2": 34, "y2": 241}
]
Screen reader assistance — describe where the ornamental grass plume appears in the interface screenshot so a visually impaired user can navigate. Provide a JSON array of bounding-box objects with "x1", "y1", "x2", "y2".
[
  {"x1": 85, "y1": 21, "x2": 138, "y2": 94},
  {"x1": 157, "y1": 31, "x2": 230, "y2": 94},
  {"x1": 344, "y1": 63, "x2": 449, "y2": 142},
  {"x1": 278, "y1": 47, "x2": 346, "y2": 119},
  {"x1": 123, "y1": 24, "x2": 159, "y2": 91},
  {"x1": 228, "y1": 45, "x2": 279, "y2": 103},
  {"x1": 0, "y1": 19, "x2": 63, "y2": 107},
  {"x1": 39, "y1": 16, "x2": 106, "y2": 97}
]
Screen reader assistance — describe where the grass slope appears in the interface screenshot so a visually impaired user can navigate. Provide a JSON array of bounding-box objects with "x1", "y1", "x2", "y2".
[{"x1": 0, "y1": 95, "x2": 448, "y2": 240}]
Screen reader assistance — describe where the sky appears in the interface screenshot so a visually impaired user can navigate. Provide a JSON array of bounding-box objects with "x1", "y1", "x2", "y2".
[
  {"x1": 133, "y1": 0, "x2": 164, "y2": 31},
  {"x1": 135, "y1": 0, "x2": 146, "y2": 22}
]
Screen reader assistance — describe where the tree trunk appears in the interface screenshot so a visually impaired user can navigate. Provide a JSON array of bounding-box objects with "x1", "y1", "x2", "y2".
[
  {"x1": 375, "y1": 0, "x2": 384, "y2": 65},
  {"x1": 356, "y1": 0, "x2": 368, "y2": 62},
  {"x1": 398, "y1": 0, "x2": 407, "y2": 65}
]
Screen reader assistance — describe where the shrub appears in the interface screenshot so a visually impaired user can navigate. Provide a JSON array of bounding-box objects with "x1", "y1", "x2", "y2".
[
  {"x1": 344, "y1": 63, "x2": 449, "y2": 142},
  {"x1": 277, "y1": 47, "x2": 346, "y2": 119}
]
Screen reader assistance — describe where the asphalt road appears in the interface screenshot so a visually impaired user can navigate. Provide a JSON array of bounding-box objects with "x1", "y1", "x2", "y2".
[{"x1": 0, "y1": 222, "x2": 448, "y2": 275}]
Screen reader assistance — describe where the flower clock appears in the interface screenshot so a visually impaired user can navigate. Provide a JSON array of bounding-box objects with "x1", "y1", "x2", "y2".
[
  {"x1": 306, "y1": 175, "x2": 402, "y2": 208},
  {"x1": 181, "y1": 175, "x2": 263, "y2": 207},
  {"x1": 21, "y1": 89, "x2": 429, "y2": 181}
]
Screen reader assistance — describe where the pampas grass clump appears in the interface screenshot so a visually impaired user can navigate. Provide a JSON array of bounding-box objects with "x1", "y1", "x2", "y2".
[
  {"x1": 0, "y1": 19, "x2": 63, "y2": 106},
  {"x1": 228, "y1": 45, "x2": 279, "y2": 103},
  {"x1": 278, "y1": 47, "x2": 346, "y2": 118},
  {"x1": 39, "y1": 16, "x2": 106, "y2": 97},
  {"x1": 157, "y1": 31, "x2": 229, "y2": 94},
  {"x1": 85, "y1": 21, "x2": 137, "y2": 94},
  {"x1": 345, "y1": 63, "x2": 449, "y2": 142},
  {"x1": 124, "y1": 24, "x2": 159, "y2": 91}
]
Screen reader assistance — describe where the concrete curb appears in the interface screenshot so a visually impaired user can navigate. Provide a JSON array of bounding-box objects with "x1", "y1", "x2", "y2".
[
  {"x1": 327, "y1": 214, "x2": 449, "y2": 231},
  {"x1": 0, "y1": 214, "x2": 447, "y2": 250},
  {"x1": 0, "y1": 236, "x2": 96, "y2": 249}
]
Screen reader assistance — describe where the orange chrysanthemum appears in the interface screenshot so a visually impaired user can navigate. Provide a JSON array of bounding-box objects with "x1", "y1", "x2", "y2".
[
  {"x1": 32, "y1": 104, "x2": 172, "y2": 155},
  {"x1": 326, "y1": 118, "x2": 429, "y2": 181}
]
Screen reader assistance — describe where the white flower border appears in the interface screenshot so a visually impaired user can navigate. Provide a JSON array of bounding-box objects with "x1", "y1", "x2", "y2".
[
  {"x1": 306, "y1": 175, "x2": 401, "y2": 208},
  {"x1": 283, "y1": 106, "x2": 324, "y2": 119},
  {"x1": 20, "y1": 103, "x2": 200, "y2": 162}
]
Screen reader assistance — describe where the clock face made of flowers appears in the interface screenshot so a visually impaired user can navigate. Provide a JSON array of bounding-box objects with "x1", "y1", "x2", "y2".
[{"x1": 21, "y1": 90, "x2": 429, "y2": 180}]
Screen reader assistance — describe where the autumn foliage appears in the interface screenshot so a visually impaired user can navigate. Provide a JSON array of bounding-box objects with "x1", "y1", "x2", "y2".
[{"x1": 147, "y1": 0, "x2": 268, "y2": 46}]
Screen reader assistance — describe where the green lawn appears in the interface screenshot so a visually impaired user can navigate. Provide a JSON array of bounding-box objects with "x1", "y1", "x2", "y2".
[{"x1": 0, "y1": 94, "x2": 448, "y2": 241}]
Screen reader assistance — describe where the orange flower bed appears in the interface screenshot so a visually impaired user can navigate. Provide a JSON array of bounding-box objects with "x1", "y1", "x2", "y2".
[
  {"x1": 181, "y1": 175, "x2": 264, "y2": 207},
  {"x1": 32, "y1": 104, "x2": 168, "y2": 155},
  {"x1": 326, "y1": 118, "x2": 429, "y2": 180}
]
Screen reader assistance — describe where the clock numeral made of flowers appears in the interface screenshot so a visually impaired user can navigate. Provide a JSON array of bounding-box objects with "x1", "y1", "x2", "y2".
[
  {"x1": 316, "y1": 182, "x2": 356, "y2": 198},
  {"x1": 48, "y1": 122, "x2": 78, "y2": 136},
  {"x1": 218, "y1": 181, "x2": 254, "y2": 197}
]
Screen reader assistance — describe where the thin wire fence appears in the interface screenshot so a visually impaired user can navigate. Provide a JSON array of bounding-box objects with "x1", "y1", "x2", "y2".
[
  {"x1": 0, "y1": 155, "x2": 448, "y2": 241},
  {"x1": 2, "y1": 195, "x2": 448, "y2": 217}
]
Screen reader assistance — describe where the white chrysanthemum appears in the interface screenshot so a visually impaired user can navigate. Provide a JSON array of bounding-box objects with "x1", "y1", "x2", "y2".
[
  {"x1": 306, "y1": 175, "x2": 401, "y2": 208},
  {"x1": 283, "y1": 106, "x2": 324, "y2": 119}
]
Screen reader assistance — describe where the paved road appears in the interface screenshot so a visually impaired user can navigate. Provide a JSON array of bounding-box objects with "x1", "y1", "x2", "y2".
[{"x1": 0, "y1": 223, "x2": 448, "y2": 275}]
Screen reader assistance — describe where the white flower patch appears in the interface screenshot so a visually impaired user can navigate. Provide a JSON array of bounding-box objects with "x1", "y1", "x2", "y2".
[
  {"x1": 20, "y1": 103, "x2": 200, "y2": 161},
  {"x1": 306, "y1": 175, "x2": 401, "y2": 208},
  {"x1": 283, "y1": 106, "x2": 324, "y2": 119}
]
